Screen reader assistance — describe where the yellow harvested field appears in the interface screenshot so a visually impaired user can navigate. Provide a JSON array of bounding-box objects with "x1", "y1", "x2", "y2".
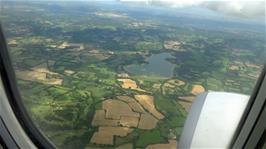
[
  {"x1": 128, "y1": 102, "x2": 146, "y2": 113},
  {"x1": 146, "y1": 140, "x2": 177, "y2": 149},
  {"x1": 163, "y1": 82, "x2": 176, "y2": 88},
  {"x1": 58, "y1": 42, "x2": 69, "y2": 49},
  {"x1": 92, "y1": 99, "x2": 141, "y2": 123},
  {"x1": 103, "y1": 100, "x2": 139, "y2": 120},
  {"x1": 91, "y1": 96, "x2": 164, "y2": 145},
  {"x1": 116, "y1": 96, "x2": 136, "y2": 103},
  {"x1": 138, "y1": 113, "x2": 158, "y2": 130},
  {"x1": 178, "y1": 96, "x2": 195, "y2": 112},
  {"x1": 115, "y1": 143, "x2": 133, "y2": 149},
  {"x1": 120, "y1": 116, "x2": 139, "y2": 127},
  {"x1": 85, "y1": 146, "x2": 101, "y2": 149},
  {"x1": 58, "y1": 42, "x2": 84, "y2": 51},
  {"x1": 229, "y1": 65, "x2": 239, "y2": 71},
  {"x1": 164, "y1": 40, "x2": 181, "y2": 49},
  {"x1": 8, "y1": 39, "x2": 17, "y2": 45},
  {"x1": 16, "y1": 70, "x2": 46, "y2": 81},
  {"x1": 89, "y1": 49, "x2": 100, "y2": 54},
  {"x1": 178, "y1": 101, "x2": 192, "y2": 112},
  {"x1": 95, "y1": 12, "x2": 128, "y2": 18},
  {"x1": 164, "y1": 40, "x2": 185, "y2": 52},
  {"x1": 100, "y1": 127, "x2": 133, "y2": 136},
  {"x1": 43, "y1": 79, "x2": 63, "y2": 85},
  {"x1": 245, "y1": 62, "x2": 261, "y2": 69},
  {"x1": 152, "y1": 83, "x2": 161, "y2": 90},
  {"x1": 87, "y1": 53, "x2": 111, "y2": 61},
  {"x1": 32, "y1": 63, "x2": 47, "y2": 72},
  {"x1": 191, "y1": 85, "x2": 205, "y2": 95},
  {"x1": 64, "y1": 70, "x2": 75, "y2": 75},
  {"x1": 117, "y1": 96, "x2": 145, "y2": 113},
  {"x1": 117, "y1": 79, "x2": 147, "y2": 92},
  {"x1": 90, "y1": 127, "x2": 133, "y2": 145},
  {"x1": 134, "y1": 95, "x2": 164, "y2": 120},
  {"x1": 90, "y1": 131, "x2": 113, "y2": 145},
  {"x1": 179, "y1": 96, "x2": 195, "y2": 103},
  {"x1": 91, "y1": 110, "x2": 119, "y2": 126},
  {"x1": 16, "y1": 70, "x2": 63, "y2": 85},
  {"x1": 32, "y1": 63, "x2": 58, "y2": 75},
  {"x1": 162, "y1": 79, "x2": 185, "y2": 94}
]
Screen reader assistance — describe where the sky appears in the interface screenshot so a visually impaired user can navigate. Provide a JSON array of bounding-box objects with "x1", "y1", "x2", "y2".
[
  {"x1": 1, "y1": 0, "x2": 265, "y2": 19},
  {"x1": 118, "y1": 0, "x2": 265, "y2": 19}
]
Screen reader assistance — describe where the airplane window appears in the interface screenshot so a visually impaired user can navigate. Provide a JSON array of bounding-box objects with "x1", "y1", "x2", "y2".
[{"x1": 0, "y1": 0, "x2": 265, "y2": 148}]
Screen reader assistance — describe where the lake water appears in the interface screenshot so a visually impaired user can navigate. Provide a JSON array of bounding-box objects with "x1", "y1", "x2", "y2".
[{"x1": 124, "y1": 52, "x2": 175, "y2": 77}]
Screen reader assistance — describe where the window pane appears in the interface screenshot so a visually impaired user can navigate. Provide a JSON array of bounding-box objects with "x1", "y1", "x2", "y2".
[{"x1": 1, "y1": 1, "x2": 265, "y2": 148}]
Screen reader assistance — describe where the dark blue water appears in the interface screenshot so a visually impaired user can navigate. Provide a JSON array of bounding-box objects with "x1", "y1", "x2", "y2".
[{"x1": 125, "y1": 53, "x2": 175, "y2": 77}]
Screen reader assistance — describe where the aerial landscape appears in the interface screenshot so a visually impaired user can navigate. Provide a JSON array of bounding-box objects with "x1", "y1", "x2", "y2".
[{"x1": 0, "y1": 0, "x2": 265, "y2": 149}]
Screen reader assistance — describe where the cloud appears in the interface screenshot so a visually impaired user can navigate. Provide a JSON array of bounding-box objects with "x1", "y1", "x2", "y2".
[
  {"x1": 201, "y1": 1, "x2": 265, "y2": 18},
  {"x1": 118, "y1": 0, "x2": 265, "y2": 18},
  {"x1": 118, "y1": 0, "x2": 204, "y2": 7}
]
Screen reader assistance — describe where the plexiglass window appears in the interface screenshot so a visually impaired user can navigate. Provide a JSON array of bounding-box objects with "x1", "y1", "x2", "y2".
[{"x1": 0, "y1": 0, "x2": 265, "y2": 148}]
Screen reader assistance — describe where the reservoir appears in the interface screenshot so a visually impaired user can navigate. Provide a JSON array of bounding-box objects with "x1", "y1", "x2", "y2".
[{"x1": 124, "y1": 52, "x2": 175, "y2": 77}]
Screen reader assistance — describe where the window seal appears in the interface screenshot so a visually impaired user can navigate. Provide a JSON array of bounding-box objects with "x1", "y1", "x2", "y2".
[
  {"x1": 0, "y1": 133, "x2": 9, "y2": 149},
  {"x1": 0, "y1": 117, "x2": 19, "y2": 149},
  {"x1": 0, "y1": 24, "x2": 55, "y2": 149},
  {"x1": 256, "y1": 129, "x2": 266, "y2": 148}
]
